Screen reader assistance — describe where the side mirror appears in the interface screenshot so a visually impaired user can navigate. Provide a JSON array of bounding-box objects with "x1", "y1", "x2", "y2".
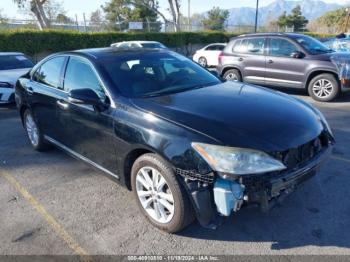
[
  {"x1": 290, "y1": 51, "x2": 305, "y2": 58},
  {"x1": 68, "y1": 88, "x2": 101, "y2": 105}
]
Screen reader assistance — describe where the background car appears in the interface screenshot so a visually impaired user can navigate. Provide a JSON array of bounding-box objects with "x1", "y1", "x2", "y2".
[
  {"x1": 218, "y1": 33, "x2": 349, "y2": 102},
  {"x1": 323, "y1": 38, "x2": 350, "y2": 52},
  {"x1": 193, "y1": 43, "x2": 226, "y2": 67},
  {"x1": 16, "y1": 47, "x2": 333, "y2": 233},
  {"x1": 110, "y1": 41, "x2": 167, "y2": 49},
  {"x1": 0, "y1": 52, "x2": 34, "y2": 104}
]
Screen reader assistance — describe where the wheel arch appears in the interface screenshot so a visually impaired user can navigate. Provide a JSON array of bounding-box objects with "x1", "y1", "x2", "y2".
[
  {"x1": 221, "y1": 66, "x2": 242, "y2": 78},
  {"x1": 305, "y1": 70, "x2": 340, "y2": 90},
  {"x1": 122, "y1": 147, "x2": 157, "y2": 190}
]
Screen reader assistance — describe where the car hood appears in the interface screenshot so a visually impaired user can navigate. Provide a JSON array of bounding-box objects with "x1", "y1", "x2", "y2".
[
  {"x1": 131, "y1": 81, "x2": 324, "y2": 152},
  {"x1": 311, "y1": 52, "x2": 350, "y2": 61},
  {"x1": 0, "y1": 68, "x2": 31, "y2": 85}
]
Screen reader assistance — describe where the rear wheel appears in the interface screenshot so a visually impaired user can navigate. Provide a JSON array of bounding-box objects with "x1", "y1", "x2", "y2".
[
  {"x1": 198, "y1": 57, "x2": 207, "y2": 67},
  {"x1": 308, "y1": 73, "x2": 340, "y2": 102},
  {"x1": 131, "y1": 153, "x2": 195, "y2": 233},
  {"x1": 23, "y1": 110, "x2": 48, "y2": 151},
  {"x1": 223, "y1": 69, "x2": 242, "y2": 82}
]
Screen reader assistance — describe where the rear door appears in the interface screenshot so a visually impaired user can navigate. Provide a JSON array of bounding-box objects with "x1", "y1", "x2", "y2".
[
  {"x1": 231, "y1": 37, "x2": 267, "y2": 85},
  {"x1": 266, "y1": 37, "x2": 307, "y2": 88},
  {"x1": 27, "y1": 56, "x2": 67, "y2": 140}
]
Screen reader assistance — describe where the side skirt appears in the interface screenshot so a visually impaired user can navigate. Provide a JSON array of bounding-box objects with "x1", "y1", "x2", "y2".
[{"x1": 44, "y1": 135, "x2": 119, "y2": 180}]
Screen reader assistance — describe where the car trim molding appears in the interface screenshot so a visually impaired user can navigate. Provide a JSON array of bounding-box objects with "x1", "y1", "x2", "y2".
[{"x1": 44, "y1": 135, "x2": 119, "y2": 179}]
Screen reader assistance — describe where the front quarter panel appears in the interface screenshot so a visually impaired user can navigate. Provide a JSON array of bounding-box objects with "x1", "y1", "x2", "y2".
[{"x1": 112, "y1": 98, "x2": 214, "y2": 184}]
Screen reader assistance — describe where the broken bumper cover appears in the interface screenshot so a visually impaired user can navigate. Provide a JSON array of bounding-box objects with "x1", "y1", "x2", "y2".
[
  {"x1": 243, "y1": 144, "x2": 333, "y2": 211},
  {"x1": 183, "y1": 143, "x2": 333, "y2": 228}
]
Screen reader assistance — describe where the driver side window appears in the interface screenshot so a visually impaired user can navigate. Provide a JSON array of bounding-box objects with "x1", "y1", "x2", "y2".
[
  {"x1": 269, "y1": 38, "x2": 298, "y2": 57},
  {"x1": 64, "y1": 57, "x2": 106, "y2": 101}
]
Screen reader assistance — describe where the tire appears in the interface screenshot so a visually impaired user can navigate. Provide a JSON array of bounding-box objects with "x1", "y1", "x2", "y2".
[
  {"x1": 23, "y1": 109, "x2": 49, "y2": 151},
  {"x1": 131, "y1": 153, "x2": 195, "y2": 233},
  {"x1": 308, "y1": 73, "x2": 340, "y2": 102},
  {"x1": 223, "y1": 69, "x2": 242, "y2": 82},
  {"x1": 198, "y1": 57, "x2": 207, "y2": 68}
]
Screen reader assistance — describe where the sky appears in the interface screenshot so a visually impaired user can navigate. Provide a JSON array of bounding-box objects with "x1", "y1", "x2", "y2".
[{"x1": 1, "y1": 0, "x2": 350, "y2": 20}]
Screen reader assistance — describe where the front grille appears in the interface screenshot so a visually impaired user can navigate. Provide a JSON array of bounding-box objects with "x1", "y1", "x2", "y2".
[
  {"x1": 272, "y1": 132, "x2": 329, "y2": 170},
  {"x1": 242, "y1": 132, "x2": 330, "y2": 192},
  {"x1": 175, "y1": 168, "x2": 214, "y2": 184}
]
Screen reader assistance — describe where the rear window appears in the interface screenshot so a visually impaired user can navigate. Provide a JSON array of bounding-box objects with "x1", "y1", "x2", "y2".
[
  {"x1": 0, "y1": 55, "x2": 34, "y2": 70},
  {"x1": 100, "y1": 52, "x2": 221, "y2": 98},
  {"x1": 141, "y1": 43, "x2": 166, "y2": 49},
  {"x1": 233, "y1": 38, "x2": 265, "y2": 55}
]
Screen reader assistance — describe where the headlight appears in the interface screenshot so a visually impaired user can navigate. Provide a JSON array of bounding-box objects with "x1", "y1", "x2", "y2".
[{"x1": 192, "y1": 143, "x2": 286, "y2": 175}]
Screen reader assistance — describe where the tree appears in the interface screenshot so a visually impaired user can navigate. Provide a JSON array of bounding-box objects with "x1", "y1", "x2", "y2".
[
  {"x1": 55, "y1": 13, "x2": 73, "y2": 24},
  {"x1": 102, "y1": 0, "x2": 181, "y2": 32},
  {"x1": 90, "y1": 9, "x2": 104, "y2": 24},
  {"x1": 276, "y1": 5, "x2": 308, "y2": 32},
  {"x1": 202, "y1": 7, "x2": 229, "y2": 31},
  {"x1": 13, "y1": 0, "x2": 50, "y2": 29},
  {"x1": 288, "y1": 5, "x2": 308, "y2": 31},
  {"x1": 0, "y1": 9, "x2": 8, "y2": 24},
  {"x1": 309, "y1": 8, "x2": 347, "y2": 33}
]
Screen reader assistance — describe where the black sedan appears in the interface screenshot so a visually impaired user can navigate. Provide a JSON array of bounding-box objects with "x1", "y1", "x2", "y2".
[{"x1": 15, "y1": 48, "x2": 334, "y2": 233}]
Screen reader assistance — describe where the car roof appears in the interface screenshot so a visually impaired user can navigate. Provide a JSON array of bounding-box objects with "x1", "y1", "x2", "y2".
[
  {"x1": 114, "y1": 41, "x2": 161, "y2": 44},
  {"x1": 234, "y1": 32, "x2": 306, "y2": 39},
  {"x1": 66, "y1": 47, "x2": 169, "y2": 60},
  {"x1": 0, "y1": 52, "x2": 25, "y2": 56}
]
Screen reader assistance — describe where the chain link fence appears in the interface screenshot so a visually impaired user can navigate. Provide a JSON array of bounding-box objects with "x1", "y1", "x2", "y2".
[{"x1": 0, "y1": 19, "x2": 296, "y2": 33}]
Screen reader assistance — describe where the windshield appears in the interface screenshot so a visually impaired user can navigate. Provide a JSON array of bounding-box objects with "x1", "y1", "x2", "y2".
[
  {"x1": 289, "y1": 35, "x2": 333, "y2": 55},
  {"x1": 100, "y1": 52, "x2": 221, "y2": 98},
  {"x1": 0, "y1": 55, "x2": 34, "y2": 70},
  {"x1": 141, "y1": 43, "x2": 166, "y2": 49}
]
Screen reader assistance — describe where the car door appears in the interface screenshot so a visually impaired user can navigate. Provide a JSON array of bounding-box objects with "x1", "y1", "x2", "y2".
[
  {"x1": 57, "y1": 56, "x2": 118, "y2": 175},
  {"x1": 231, "y1": 37, "x2": 267, "y2": 85},
  {"x1": 27, "y1": 56, "x2": 67, "y2": 140},
  {"x1": 266, "y1": 37, "x2": 307, "y2": 88}
]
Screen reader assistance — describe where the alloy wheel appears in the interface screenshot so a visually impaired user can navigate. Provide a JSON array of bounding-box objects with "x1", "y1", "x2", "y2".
[
  {"x1": 312, "y1": 79, "x2": 334, "y2": 99},
  {"x1": 25, "y1": 113, "x2": 39, "y2": 147},
  {"x1": 135, "y1": 166, "x2": 175, "y2": 224},
  {"x1": 225, "y1": 72, "x2": 239, "y2": 81},
  {"x1": 198, "y1": 57, "x2": 207, "y2": 67}
]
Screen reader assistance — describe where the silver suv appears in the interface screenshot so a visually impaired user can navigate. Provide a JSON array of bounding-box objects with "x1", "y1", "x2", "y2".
[{"x1": 217, "y1": 33, "x2": 350, "y2": 102}]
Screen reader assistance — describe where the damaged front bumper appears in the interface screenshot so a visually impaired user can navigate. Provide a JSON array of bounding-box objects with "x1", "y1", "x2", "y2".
[{"x1": 180, "y1": 142, "x2": 333, "y2": 229}]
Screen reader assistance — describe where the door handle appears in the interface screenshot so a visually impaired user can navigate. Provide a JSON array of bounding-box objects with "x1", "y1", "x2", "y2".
[
  {"x1": 238, "y1": 57, "x2": 244, "y2": 61},
  {"x1": 27, "y1": 87, "x2": 34, "y2": 95},
  {"x1": 57, "y1": 100, "x2": 69, "y2": 110},
  {"x1": 268, "y1": 59, "x2": 274, "y2": 64}
]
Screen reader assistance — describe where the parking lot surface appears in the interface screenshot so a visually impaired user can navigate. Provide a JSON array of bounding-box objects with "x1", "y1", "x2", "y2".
[{"x1": 1, "y1": 90, "x2": 350, "y2": 256}]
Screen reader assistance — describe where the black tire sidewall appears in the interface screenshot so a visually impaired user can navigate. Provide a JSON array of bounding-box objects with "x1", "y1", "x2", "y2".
[
  {"x1": 223, "y1": 69, "x2": 242, "y2": 82},
  {"x1": 308, "y1": 74, "x2": 340, "y2": 102},
  {"x1": 131, "y1": 154, "x2": 193, "y2": 233}
]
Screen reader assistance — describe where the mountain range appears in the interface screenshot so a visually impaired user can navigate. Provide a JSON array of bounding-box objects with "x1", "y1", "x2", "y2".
[{"x1": 224, "y1": 0, "x2": 344, "y2": 26}]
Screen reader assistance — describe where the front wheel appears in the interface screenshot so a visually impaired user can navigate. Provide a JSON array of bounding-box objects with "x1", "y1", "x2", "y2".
[
  {"x1": 131, "y1": 153, "x2": 195, "y2": 233},
  {"x1": 198, "y1": 57, "x2": 207, "y2": 68},
  {"x1": 308, "y1": 73, "x2": 340, "y2": 102}
]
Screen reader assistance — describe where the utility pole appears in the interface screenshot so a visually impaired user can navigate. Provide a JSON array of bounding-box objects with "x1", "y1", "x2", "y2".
[
  {"x1": 344, "y1": 7, "x2": 350, "y2": 33},
  {"x1": 188, "y1": 0, "x2": 191, "y2": 31},
  {"x1": 254, "y1": 0, "x2": 259, "y2": 32}
]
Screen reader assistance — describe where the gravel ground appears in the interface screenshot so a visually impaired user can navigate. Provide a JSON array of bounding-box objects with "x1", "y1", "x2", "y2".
[{"x1": 1, "y1": 90, "x2": 350, "y2": 256}]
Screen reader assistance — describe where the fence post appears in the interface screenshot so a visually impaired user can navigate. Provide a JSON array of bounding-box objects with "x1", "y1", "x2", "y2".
[
  {"x1": 83, "y1": 13, "x2": 87, "y2": 32},
  {"x1": 75, "y1": 14, "x2": 79, "y2": 31}
]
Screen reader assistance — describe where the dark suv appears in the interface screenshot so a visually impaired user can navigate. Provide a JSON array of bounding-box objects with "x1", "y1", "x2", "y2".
[{"x1": 217, "y1": 33, "x2": 350, "y2": 102}]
